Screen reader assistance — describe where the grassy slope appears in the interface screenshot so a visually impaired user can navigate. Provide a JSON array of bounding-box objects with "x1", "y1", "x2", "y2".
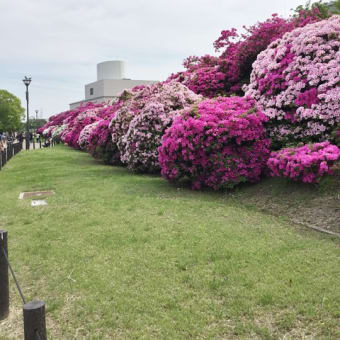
[
  {"x1": 0, "y1": 145, "x2": 339, "y2": 339},
  {"x1": 230, "y1": 174, "x2": 340, "y2": 235}
]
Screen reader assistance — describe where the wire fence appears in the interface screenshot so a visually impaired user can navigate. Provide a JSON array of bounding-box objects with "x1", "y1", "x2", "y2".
[
  {"x1": 1, "y1": 244, "x2": 26, "y2": 305},
  {"x1": 0, "y1": 141, "x2": 22, "y2": 170},
  {"x1": 0, "y1": 230, "x2": 47, "y2": 340},
  {"x1": 0, "y1": 138, "x2": 57, "y2": 171}
]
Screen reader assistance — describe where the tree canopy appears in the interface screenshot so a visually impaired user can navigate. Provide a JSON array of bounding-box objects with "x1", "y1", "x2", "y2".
[
  {"x1": 293, "y1": 0, "x2": 340, "y2": 17},
  {"x1": 28, "y1": 118, "x2": 47, "y2": 131},
  {"x1": 0, "y1": 89, "x2": 25, "y2": 132}
]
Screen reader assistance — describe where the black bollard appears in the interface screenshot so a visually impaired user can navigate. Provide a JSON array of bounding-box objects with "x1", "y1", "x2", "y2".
[
  {"x1": 23, "y1": 300, "x2": 47, "y2": 340},
  {"x1": 0, "y1": 230, "x2": 9, "y2": 320}
]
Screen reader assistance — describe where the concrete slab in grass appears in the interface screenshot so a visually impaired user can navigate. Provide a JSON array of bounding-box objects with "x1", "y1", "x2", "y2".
[{"x1": 19, "y1": 191, "x2": 55, "y2": 200}]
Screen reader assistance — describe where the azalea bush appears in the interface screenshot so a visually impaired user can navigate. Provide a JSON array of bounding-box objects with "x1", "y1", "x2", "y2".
[
  {"x1": 245, "y1": 15, "x2": 340, "y2": 147},
  {"x1": 215, "y1": 8, "x2": 324, "y2": 94},
  {"x1": 168, "y1": 5, "x2": 326, "y2": 98},
  {"x1": 158, "y1": 96, "x2": 271, "y2": 190},
  {"x1": 168, "y1": 55, "x2": 226, "y2": 98},
  {"x1": 110, "y1": 85, "x2": 152, "y2": 161},
  {"x1": 85, "y1": 103, "x2": 121, "y2": 163},
  {"x1": 334, "y1": 126, "x2": 340, "y2": 146},
  {"x1": 267, "y1": 141, "x2": 340, "y2": 183},
  {"x1": 63, "y1": 103, "x2": 103, "y2": 149},
  {"x1": 78, "y1": 122, "x2": 99, "y2": 150},
  {"x1": 111, "y1": 81, "x2": 201, "y2": 172},
  {"x1": 41, "y1": 126, "x2": 54, "y2": 138},
  {"x1": 122, "y1": 103, "x2": 179, "y2": 172},
  {"x1": 88, "y1": 119, "x2": 121, "y2": 164},
  {"x1": 51, "y1": 124, "x2": 66, "y2": 142},
  {"x1": 37, "y1": 110, "x2": 71, "y2": 136}
]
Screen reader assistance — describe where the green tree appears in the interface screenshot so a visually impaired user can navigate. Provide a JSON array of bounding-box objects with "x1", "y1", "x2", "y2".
[
  {"x1": 0, "y1": 89, "x2": 25, "y2": 132},
  {"x1": 330, "y1": 0, "x2": 340, "y2": 13},
  {"x1": 28, "y1": 118, "x2": 47, "y2": 131},
  {"x1": 293, "y1": 0, "x2": 340, "y2": 18}
]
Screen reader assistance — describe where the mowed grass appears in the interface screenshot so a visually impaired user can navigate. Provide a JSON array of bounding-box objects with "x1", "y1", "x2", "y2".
[{"x1": 0, "y1": 145, "x2": 339, "y2": 339}]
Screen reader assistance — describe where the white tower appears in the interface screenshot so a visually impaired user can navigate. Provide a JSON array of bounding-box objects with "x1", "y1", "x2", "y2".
[
  {"x1": 97, "y1": 61, "x2": 125, "y2": 80},
  {"x1": 69, "y1": 60, "x2": 157, "y2": 109}
]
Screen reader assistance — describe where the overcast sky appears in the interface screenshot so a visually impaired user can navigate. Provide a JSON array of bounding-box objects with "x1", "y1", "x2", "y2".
[{"x1": 0, "y1": 0, "x2": 317, "y2": 118}]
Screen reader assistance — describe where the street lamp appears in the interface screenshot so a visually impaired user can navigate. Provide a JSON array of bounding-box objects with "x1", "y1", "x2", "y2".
[
  {"x1": 35, "y1": 109, "x2": 38, "y2": 119},
  {"x1": 22, "y1": 76, "x2": 31, "y2": 150}
]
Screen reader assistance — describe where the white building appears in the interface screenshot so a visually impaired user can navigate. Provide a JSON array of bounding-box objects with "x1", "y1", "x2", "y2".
[{"x1": 69, "y1": 61, "x2": 157, "y2": 109}]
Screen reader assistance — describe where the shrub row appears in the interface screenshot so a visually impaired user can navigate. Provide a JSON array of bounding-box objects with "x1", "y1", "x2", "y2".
[{"x1": 39, "y1": 14, "x2": 340, "y2": 188}]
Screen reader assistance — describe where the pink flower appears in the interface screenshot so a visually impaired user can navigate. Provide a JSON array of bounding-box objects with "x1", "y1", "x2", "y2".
[
  {"x1": 159, "y1": 96, "x2": 271, "y2": 190},
  {"x1": 267, "y1": 141, "x2": 340, "y2": 183},
  {"x1": 245, "y1": 16, "x2": 340, "y2": 146}
]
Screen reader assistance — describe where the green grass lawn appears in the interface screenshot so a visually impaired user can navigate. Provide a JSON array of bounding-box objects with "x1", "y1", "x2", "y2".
[{"x1": 0, "y1": 145, "x2": 339, "y2": 339}]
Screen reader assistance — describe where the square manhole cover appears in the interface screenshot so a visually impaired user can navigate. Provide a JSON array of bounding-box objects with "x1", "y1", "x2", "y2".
[
  {"x1": 19, "y1": 191, "x2": 55, "y2": 200},
  {"x1": 31, "y1": 200, "x2": 48, "y2": 207}
]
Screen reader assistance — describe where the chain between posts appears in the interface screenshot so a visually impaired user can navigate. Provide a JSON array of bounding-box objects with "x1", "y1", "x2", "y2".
[
  {"x1": 1, "y1": 245, "x2": 26, "y2": 305},
  {"x1": 35, "y1": 329, "x2": 42, "y2": 340}
]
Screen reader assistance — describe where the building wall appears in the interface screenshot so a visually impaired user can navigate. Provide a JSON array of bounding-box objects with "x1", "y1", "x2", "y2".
[
  {"x1": 69, "y1": 61, "x2": 157, "y2": 110},
  {"x1": 97, "y1": 60, "x2": 125, "y2": 80},
  {"x1": 69, "y1": 97, "x2": 114, "y2": 110},
  {"x1": 85, "y1": 79, "x2": 156, "y2": 101},
  {"x1": 70, "y1": 79, "x2": 157, "y2": 109}
]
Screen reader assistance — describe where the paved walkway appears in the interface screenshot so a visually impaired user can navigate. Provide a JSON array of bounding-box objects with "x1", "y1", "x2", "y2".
[{"x1": 23, "y1": 140, "x2": 43, "y2": 150}]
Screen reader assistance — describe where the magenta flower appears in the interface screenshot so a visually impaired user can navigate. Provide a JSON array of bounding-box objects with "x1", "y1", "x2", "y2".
[
  {"x1": 245, "y1": 16, "x2": 340, "y2": 145},
  {"x1": 267, "y1": 141, "x2": 340, "y2": 183},
  {"x1": 158, "y1": 96, "x2": 271, "y2": 190}
]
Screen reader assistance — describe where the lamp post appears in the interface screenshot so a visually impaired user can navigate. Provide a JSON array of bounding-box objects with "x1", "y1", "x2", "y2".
[
  {"x1": 35, "y1": 109, "x2": 38, "y2": 120},
  {"x1": 22, "y1": 76, "x2": 32, "y2": 150}
]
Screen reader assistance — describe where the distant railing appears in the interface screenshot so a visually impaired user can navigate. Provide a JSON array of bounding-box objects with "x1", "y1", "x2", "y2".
[
  {"x1": 29, "y1": 136, "x2": 57, "y2": 150},
  {"x1": 0, "y1": 137, "x2": 58, "y2": 171},
  {"x1": 0, "y1": 141, "x2": 22, "y2": 171}
]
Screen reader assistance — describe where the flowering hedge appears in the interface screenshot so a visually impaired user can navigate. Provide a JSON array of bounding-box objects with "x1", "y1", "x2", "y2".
[
  {"x1": 78, "y1": 122, "x2": 99, "y2": 150},
  {"x1": 267, "y1": 141, "x2": 340, "y2": 183},
  {"x1": 111, "y1": 81, "x2": 201, "y2": 172},
  {"x1": 37, "y1": 110, "x2": 71, "y2": 136},
  {"x1": 331, "y1": 125, "x2": 340, "y2": 147},
  {"x1": 35, "y1": 8, "x2": 339, "y2": 190},
  {"x1": 214, "y1": 8, "x2": 324, "y2": 95},
  {"x1": 51, "y1": 124, "x2": 66, "y2": 142},
  {"x1": 245, "y1": 15, "x2": 340, "y2": 147},
  {"x1": 168, "y1": 55, "x2": 226, "y2": 98},
  {"x1": 63, "y1": 104, "x2": 103, "y2": 149},
  {"x1": 158, "y1": 96, "x2": 271, "y2": 190},
  {"x1": 110, "y1": 85, "x2": 152, "y2": 162},
  {"x1": 168, "y1": 7, "x2": 326, "y2": 98},
  {"x1": 121, "y1": 103, "x2": 178, "y2": 172},
  {"x1": 88, "y1": 119, "x2": 121, "y2": 164}
]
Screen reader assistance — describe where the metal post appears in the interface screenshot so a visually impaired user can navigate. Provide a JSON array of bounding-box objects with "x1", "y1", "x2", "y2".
[
  {"x1": 33, "y1": 135, "x2": 35, "y2": 150},
  {"x1": 0, "y1": 230, "x2": 9, "y2": 320},
  {"x1": 26, "y1": 88, "x2": 29, "y2": 150},
  {"x1": 23, "y1": 300, "x2": 47, "y2": 340},
  {"x1": 0, "y1": 152, "x2": 2, "y2": 171},
  {"x1": 23, "y1": 77, "x2": 31, "y2": 151},
  {"x1": 39, "y1": 138, "x2": 41, "y2": 149}
]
